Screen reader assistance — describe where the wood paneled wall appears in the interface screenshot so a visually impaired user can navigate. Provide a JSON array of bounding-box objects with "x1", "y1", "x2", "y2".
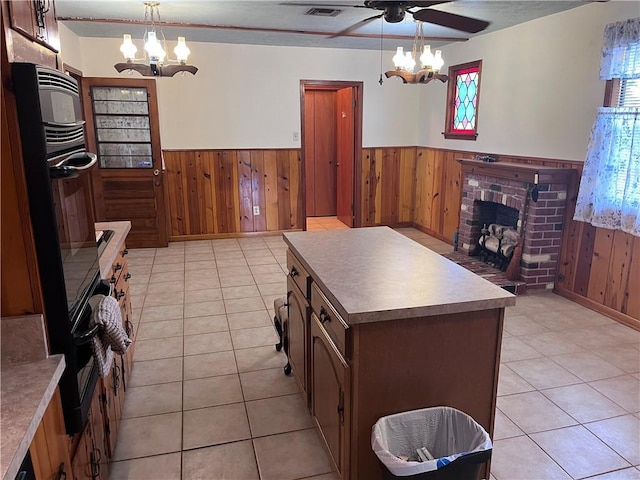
[
  {"x1": 360, "y1": 147, "x2": 417, "y2": 227},
  {"x1": 162, "y1": 146, "x2": 638, "y2": 329},
  {"x1": 163, "y1": 149, "x2": 303, "y2": 238}
]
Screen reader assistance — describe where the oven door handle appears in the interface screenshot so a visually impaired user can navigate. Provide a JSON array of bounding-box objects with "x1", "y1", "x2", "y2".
[
  {"x1": 73, "y1": 324, "x2": 100, "y2": 345},
  {"x1": 49, "y1": 152, "x2": 97, "y2": 179}
]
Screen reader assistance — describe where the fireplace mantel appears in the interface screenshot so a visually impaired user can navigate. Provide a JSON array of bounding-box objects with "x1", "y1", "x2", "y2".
[{"x1": 458, "y1": 158, "x2": 577, "y2": 185}]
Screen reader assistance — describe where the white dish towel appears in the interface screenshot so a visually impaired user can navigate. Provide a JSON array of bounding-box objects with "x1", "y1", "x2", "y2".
[{"x1": 89, "y1": 294, "x2": 132, "y2": 377}]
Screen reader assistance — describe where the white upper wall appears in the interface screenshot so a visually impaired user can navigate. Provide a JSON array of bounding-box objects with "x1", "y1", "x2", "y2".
[
  {"x1": 59, "y1": 30, "x2": 420, "y2": 150},
  {"x1": 58, "y1": 23, "x2": 83, "y2": 71},
  {"x1": 418, "y1": 1, "x2": 640, "y2": 161}
]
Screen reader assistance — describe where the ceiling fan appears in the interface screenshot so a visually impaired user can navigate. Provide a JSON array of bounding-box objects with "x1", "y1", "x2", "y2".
[{"x1": 283, "y1": 1, "x2": 491, "y2": 37}]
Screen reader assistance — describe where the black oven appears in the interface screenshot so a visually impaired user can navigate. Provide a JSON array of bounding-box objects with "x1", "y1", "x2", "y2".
[{"x1": 12, "y1": 63, "x2": 103, "y2": 434}]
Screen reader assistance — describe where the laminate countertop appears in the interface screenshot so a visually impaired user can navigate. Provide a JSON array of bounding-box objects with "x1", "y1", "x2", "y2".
[
  {"x1": 1, "y1": 355, "x2": 65, "y2": 480},
  {"x1": 283, "y1": 226, "x2": 516, "y2": 325},
  {"x1": 96, "y1": 221, "x2": 131, "y2": 279}
]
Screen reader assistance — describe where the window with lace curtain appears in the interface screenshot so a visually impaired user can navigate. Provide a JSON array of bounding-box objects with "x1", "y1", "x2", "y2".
[{"x1": 574, "y1": 18, "x2": 640, "y2": 237}]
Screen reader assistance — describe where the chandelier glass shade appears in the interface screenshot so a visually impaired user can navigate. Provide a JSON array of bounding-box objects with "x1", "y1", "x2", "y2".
[
  {"x1": 114, "y1": 2, "x2": 198, "y2": 77},
  {"x1": 385, "y1": 21, "x2": 448, "y2": 85}
]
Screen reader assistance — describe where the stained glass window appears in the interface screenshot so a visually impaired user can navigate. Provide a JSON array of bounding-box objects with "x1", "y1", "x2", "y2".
[{"x1": 444, "y1": 60, "x2": 482, "y2": 140}]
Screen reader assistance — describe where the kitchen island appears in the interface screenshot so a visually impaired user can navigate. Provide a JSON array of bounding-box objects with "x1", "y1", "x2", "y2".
[{"x1": 282, "y1": 227, "x2": 515, "y2": 480}]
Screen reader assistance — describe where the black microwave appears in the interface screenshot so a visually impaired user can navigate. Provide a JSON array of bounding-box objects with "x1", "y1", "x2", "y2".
[{"x1": 11, "y1": 63, "x2": 86, "y2": 161}]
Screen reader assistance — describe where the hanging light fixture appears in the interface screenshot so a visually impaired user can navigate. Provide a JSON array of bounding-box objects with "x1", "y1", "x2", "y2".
[
  {"x1": 114, "y1": 1, "x2": 198, "y2": 77},
  {"x1": 385, "y1": 21, "x2": 447, "y2": 84}
]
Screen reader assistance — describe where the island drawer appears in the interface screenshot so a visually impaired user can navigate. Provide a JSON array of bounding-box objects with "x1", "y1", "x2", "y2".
[
  {"x1": 311, "y1": 283, "x2": 349, "y2": 357},
  {"x1": 287, "y1": 250, "x2": 311, "y2": 299}
]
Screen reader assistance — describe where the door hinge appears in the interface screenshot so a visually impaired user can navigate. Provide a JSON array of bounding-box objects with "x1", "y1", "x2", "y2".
[{"x1": 337, "y1": 390, "x2": 344, "y2": 425}]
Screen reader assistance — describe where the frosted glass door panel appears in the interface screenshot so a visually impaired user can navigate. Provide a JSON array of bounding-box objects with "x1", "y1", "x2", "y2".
[{"x1": 91, "y1": 86, "x2": 153, "y2": 169}]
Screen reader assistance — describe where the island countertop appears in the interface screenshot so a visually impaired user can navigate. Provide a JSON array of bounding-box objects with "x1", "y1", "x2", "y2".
[{"x1": 283, "y1": 227, "x2": 516, "y2": 325}]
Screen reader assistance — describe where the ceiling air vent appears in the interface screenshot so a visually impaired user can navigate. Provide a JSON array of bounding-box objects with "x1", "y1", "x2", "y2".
[{"x1": 305, "y1": 7, "x2": 342, "y2": 16}]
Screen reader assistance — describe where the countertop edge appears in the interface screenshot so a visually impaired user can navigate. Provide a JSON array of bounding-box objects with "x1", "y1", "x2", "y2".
[
  {"x1": 96, "y1": 221, "x2": 131, "y2": 279},
  {"x1": 1, "y1": 354, "x2": 66, "y2": 480},
  {"x1": 284, "y1": 230, "x2": 516, "y2": 325}
]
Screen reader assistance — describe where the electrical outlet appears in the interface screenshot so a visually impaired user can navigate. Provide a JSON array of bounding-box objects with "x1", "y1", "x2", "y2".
[
  {"x1": 253, "y1": 206, "x2": 260, "y2": 215},
  {"x1": 292, "y1": 131, "x2": 299, "y2": 141}
]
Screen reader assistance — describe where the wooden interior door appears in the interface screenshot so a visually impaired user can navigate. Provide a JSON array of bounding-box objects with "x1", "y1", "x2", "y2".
[
  {"x1": 304, "y1": 90, "x2": 337, "y2": 217},
  {"x1": 336, "y1": 87, "x2": 355, "y2": 227},
  {"x1": 82, "y1": 77, "x2": 168, "y2": 248}
]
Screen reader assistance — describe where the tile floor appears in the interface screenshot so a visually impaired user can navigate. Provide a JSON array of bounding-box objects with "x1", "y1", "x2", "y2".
[{"x1": 111, "y1": 221, "x2": 640, "y2": 480}]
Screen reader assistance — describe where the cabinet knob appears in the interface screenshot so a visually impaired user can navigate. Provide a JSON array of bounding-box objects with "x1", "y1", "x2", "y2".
[
  {"x1": 289, "y1": 266, "x2": 298, "y2": 278},
  {"x1": 124, "y1": 272, "x2": 132, "y2": 281},
  {"x1": 122, "y1": 248, "x2": 129, "y2": 256},
  {"x1": 109, "y1": 276, "x2": 117, "y2": 284},
  {"x1": 114, "y1": 263, "x2": 123, "y2": 272},
  {"x1": 319, "y1": 307, "x2": 331, "y2": 324},
  {"x1": 117, "y1": 290, "x2": 126, "y2": 299}
]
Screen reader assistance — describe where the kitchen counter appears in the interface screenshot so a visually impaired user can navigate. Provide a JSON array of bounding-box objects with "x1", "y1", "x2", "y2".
[
  {"x1": 96, "y1": 221, "x2": 131, "y2": 279},
  {"x1": 283, "y1": 226, "x2": 515, "y2": 324},
  {"x1": 1, "y1": 355, "x2": 65, "y2": 480}
]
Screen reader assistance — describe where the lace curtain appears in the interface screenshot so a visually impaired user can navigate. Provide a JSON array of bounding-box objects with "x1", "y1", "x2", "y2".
[{"x1": 574, "y1": 18, "x2": 640, "y2": 237}]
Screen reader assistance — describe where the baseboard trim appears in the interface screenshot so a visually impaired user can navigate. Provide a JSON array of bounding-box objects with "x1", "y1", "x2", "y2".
[
  {"x1": 169, "y1": 229, "x2": 302, "y2": 241},
  {"x1": 553, "y1": 286, "x2": 640, "y2": 332},
  {"x1": 412, "y1": 223, "x2": 453, "y2": 245}
]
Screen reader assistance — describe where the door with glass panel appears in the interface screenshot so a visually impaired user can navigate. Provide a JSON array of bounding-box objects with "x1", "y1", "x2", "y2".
[{"x1": 82, "y1": 77, "x2": 167, "y2": 248}]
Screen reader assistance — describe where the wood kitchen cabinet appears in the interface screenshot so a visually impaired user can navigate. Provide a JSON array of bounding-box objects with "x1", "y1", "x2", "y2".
[
  {"x1": 109, "y1": 242, "x2": 134, "y2": 388},
  {"x1": 310, "y1": 312, "x2": 350, "y2": 477},
  {"x1": 71, "y1": 390, "x2": 108, "y2": 480},
  {"x1": 101, "y1": 357, "x2": 125, "y2": 459},
  {"x1": 29, "y1": 388, "x2": 74, "y2": 480},
  {"x1": 7, "y1": 0, "x2": 59, "y2": 52},
  {"x1": 286, "y1": 281, "x2": 309, "y2": 402}
]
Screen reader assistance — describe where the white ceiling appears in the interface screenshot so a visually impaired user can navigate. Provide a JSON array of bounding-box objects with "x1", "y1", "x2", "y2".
[{"x1": 57, "y1": 0, "x2": 590, "y2": 51}]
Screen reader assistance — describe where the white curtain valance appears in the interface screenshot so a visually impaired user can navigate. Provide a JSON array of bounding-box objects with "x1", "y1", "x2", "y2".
[{"x1": 600, "y1": 17, "x2": 640, "y2": 80}]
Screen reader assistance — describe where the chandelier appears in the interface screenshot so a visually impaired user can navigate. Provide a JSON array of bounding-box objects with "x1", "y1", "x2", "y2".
[
  {"x1": 385, "y1": 21, "x2": 448, "y2": 84},
  {"x1": 114, "y1": 1, "x2": 198, "y2": 77}
]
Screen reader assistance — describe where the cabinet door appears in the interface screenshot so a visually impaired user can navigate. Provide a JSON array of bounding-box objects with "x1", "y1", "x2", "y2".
[
  {"x1": 72, "y1": 392, "x2": 107, "y2": 480},
  {"x1": 287, "y1": 282, "x2": 309, "y2": 401},
  {"x1": 8, "y1": 1, "x2": 36, "y2": 40},
  {"x1": 29, "y1": 388, "x2": 74, "y2": 480},
  {"x1": 310, "y1": 313, "x2": 350, "y2": 477},
  {"x1": 101, "y1": 359, "x2": 124, "y2": 458},
  {"x1": 71, "y1": 423, "x2": 92, "y2": 480}
]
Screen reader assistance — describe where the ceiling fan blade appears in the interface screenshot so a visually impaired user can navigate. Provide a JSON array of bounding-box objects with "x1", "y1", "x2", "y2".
[
  {"x1": 412, "y1": 8, "x2": 490, "y2": 33},
  {"x1": 328, "y1": 13, "x2": 383, "y2": 38}
]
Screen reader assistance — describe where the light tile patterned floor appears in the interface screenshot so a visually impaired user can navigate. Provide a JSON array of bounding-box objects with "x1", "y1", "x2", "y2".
[{"x1": 112, "y1": 224, "x2": 640, "y2": 480}]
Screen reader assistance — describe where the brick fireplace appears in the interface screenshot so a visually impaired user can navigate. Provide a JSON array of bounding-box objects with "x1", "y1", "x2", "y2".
[{"x1": 458, "y1": 159, "x2": 576, "y2": 290}]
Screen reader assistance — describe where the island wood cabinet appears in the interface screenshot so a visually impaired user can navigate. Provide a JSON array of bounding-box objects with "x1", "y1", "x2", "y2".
[
  {"x1": 283, "y1": 228, "x2": 514, "y2": 480},
  {"x1": 310, "y1": 312, "x2": 351, "y2": 477}
]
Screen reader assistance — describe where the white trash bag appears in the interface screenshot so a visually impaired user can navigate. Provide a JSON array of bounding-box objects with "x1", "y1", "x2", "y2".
[{"x1": 371, "y1": 406, "x2": 492, "y2": 477}]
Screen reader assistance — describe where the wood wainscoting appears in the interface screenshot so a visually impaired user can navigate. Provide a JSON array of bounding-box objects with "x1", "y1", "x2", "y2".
[
  {"x1": 360, "y1": 147, "x2": 417, "y2": 227},
  {"x1": 163, "y1": 149, "x2": 304, "y2": 238},
  {"x1": 162, "y1": 146, "x2": 638, "y2": 329}
]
